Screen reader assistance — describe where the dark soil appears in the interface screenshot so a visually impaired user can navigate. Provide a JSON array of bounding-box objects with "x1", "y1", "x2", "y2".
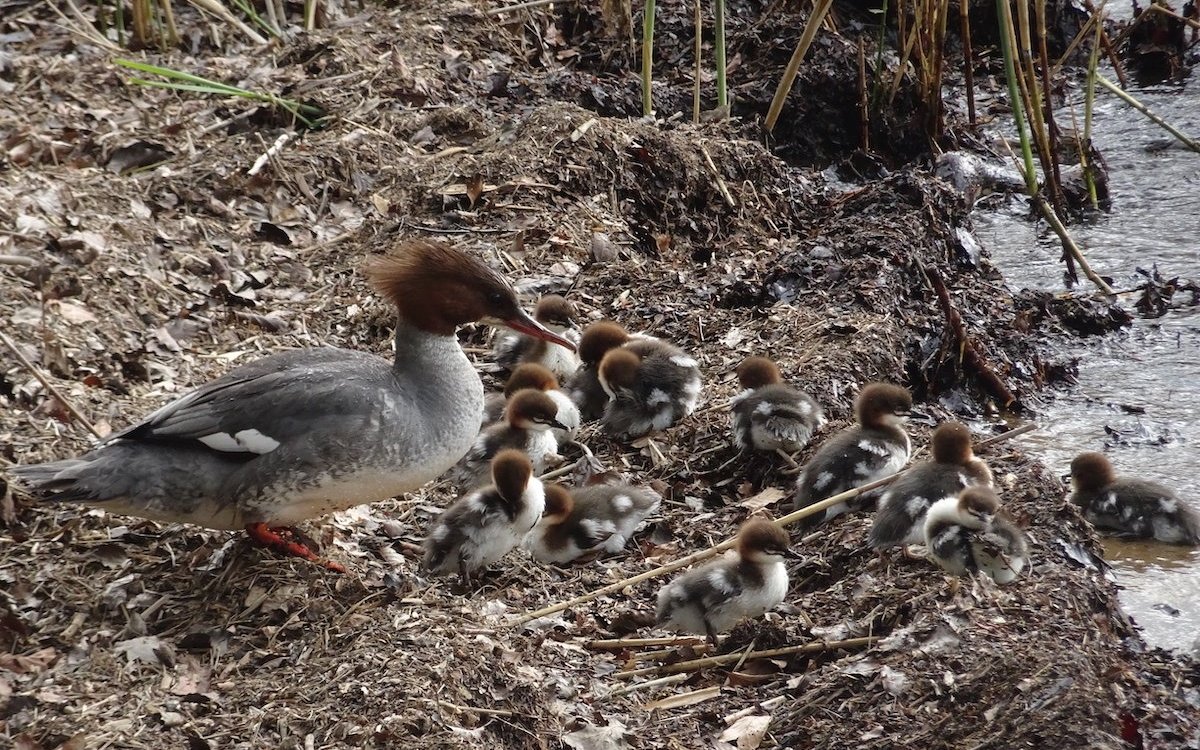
[{"x1": 2, "y1": 1, "x2": 1198, "y2": 749}]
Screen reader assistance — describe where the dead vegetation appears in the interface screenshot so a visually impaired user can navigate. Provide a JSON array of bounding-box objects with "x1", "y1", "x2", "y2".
[{"x1": 1, "y1": 1, "x2": 1198, "y2": 749}]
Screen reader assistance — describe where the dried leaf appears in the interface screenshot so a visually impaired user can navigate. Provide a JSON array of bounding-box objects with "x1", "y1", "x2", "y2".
[
  {"x1": 465, "y1": 173, "x2": 484, "y2": 208},
  {"x1": 51, "y1": 299, "x2": 98, "y2": 324},
  {"x1": 562, "y1": 720, "x2": 630, "y2": 750},
  {"x1": 113, "y1": 635, "x2": 171, "y2": 665},
  {"x1": 0, "y1": 646, "x2": 58, "y2": 674},
  {"x1": 642, "y1": 686, "x2": 722, "y2": 711},
  {"x1": 718, "y1": 714, "x2": 771, "y2": 750},
  {"x1": 739, "y1": 488, "x2": 786, "y2": 511}
]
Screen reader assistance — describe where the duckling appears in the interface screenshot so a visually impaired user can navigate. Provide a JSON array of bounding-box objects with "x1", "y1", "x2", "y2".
[
  {"x1": 451, "y1": 389, "x2": 564, "y2": 488},
  {"x1": 656, "y1": 518, "x2": 798, "y2": 645},
  {"x1": 494, "y1": 295, "x2": 581, "y2": 379},
  {"x1": 524, "y1": 482, "x2": 662, "y2": 564},
  {"x1": 597, "y1": 343, "x2": 702, "y2": 439},
  {"x1": 870, "y1": 422, "x2": 993, "y2": 549},
  {"x1": 924, "y1": 486, "x2": 1028, "y2": 584},
  {"x1": 567, "y1": 321, "x2": 637, "y2": 421},
  {"x1": 424, "y1": 450, "x2": 545, "y2": 585},
  {"x1": 793, "y1": 383, "x2": 912, "y2": 520},
  {"x1": 482, "y1": 363, "x2": 581, "y2": 437},
  {"x1": 730, "y1": 356, "x2": 824, "y2": 454},
  {"x1": 1069, "y1": 452, "x2": 1200, "y2": 545}
]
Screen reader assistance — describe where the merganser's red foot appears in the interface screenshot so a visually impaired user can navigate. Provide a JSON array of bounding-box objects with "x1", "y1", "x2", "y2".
[{"x1": 244, "y1": 523, "x2": 346, "y2": 573}]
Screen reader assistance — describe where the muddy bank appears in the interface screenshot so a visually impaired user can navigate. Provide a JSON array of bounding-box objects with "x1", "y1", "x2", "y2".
[{"x1": 2, "y1": 2, "x2": 1199, "y2": 748}]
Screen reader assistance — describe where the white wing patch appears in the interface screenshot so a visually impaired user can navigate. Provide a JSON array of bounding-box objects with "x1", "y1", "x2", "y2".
[
  {"x1": 647, "y1": 388, "x2": 671, "y2": 406},
  {"x1": 814, "y1": 471, "x2": 835, "y2": 490},
  {"x1": 754, "y1": 402, "x2": 774, "y2": 416},
  {"x1": 857, "y1": 439, "x2": 889, "y2": 457},
  {"x1": 670, "y1": 355, "x2": 699, "y2": 368},
  {"x1": 199, "y1": 429, "x2": 281, "y2": 454},
  {"x1": 613, "y1": 494, "x2": 634, "y2": 513}
]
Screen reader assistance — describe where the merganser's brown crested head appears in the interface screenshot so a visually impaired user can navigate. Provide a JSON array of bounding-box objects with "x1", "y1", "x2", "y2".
[
  {"x1": 505, "y1": 389, "x2": 567, "y2": 431},
  {"x1": 578, "y1": 321, "x2": 631, "y2": 366},
  {"x1": 491, "y1": 449, "x2": 533, "y2": 504},
  {"x1": 598, "y1": 347, "x2": 641, "y2": 392},
  {"x1": 855, "y1": 383, "x2": 912, "y2": 428},
  {"x1": 931, "y1": 422, "x2": 974, "y2": 465},
  {"x1": 957, "y1": 486, "x2": 1000, "y2": 528},
  {"x1": 736, "y1": 356, "x2": 783, "y2": 390},
  {"x1": 735, "y1": 517, "x2": 798, "y2": 563},
  {"x1": 534, "y1": 295, "x2": 578, "y2": 330},
  {"x1": 1070, "y1": 452, "x2": 1116, "y2": 493},
  {"x1": 541, "y1": 483, "x2": 574, "y2": 525},
  {"x1": 366, "y1": 239, "x2": 575, "y2": 349},
  {"x1": 503, "y1": 363, "x2": 559, "y2": 397}
]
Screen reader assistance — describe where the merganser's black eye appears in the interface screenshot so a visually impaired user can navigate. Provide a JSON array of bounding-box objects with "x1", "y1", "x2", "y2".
[{"x1": 487, "y1": 290, "x2": 506, "y2": 306}]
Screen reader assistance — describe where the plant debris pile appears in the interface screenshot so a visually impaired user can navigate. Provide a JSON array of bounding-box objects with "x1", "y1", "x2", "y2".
[{"x1": 1, "y1": 2, "x2": 1198, "y2": 749}]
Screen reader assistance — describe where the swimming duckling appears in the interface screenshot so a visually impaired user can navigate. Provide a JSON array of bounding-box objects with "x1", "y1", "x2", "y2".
[
  {"x1": 494, "y1": 294, "x2": 581, "y2": 379},
  {"x1": 424, "y1": 450, "x2": 546, "y2": 585},
  {"x1": 656, "y1": 518, "x2": 798, "y2": 645},
  {"x1": 482, "y1": 363, "x2": 581, "y2": 437},
  {"x1": 451, "y1": 389, "x2": 564, "y2": 488},
  {"x1": 597, "y1": 343, "x2": 702, "y2": 439},
  {"x1": 870, "y1": 422, "x2": 992, "y2": 549},
  {"x1": 730, "y1": 356, "x2": 824, "y2": 454},
  {"x1": 1069, "y1": 452, "x2": 1200, "y2": 545},
  {"x1": 793, "y1": 383, "x2": 912, "y2": 520},
  {"x1": 524, "y1": 482, "x2": 661, "y2": 564},
  {"x1": 924, "y1": 486, "x2": 1028, "y2": 584}
]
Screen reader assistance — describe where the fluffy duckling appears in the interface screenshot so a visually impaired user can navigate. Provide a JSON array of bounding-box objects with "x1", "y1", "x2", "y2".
[
  {"x1": 656, "y1": 518, "x2": 798, "y2": 645},
  {"x1": 924, "y1": 486, "x2": 1028, "y2": 584},
  {"x1": 730, "y1": 356, "x2": 824, "y2": 454},
  {"x1": 482, "y1": 363, "x2": 581, "y2": 436},
  {"x1": 597, "y1": 343, "x2": 702, "y2": 439},
  {"x1": 869, "y1": 422, "x2": 993, "y2": 549},
  {"x1": 451, "y1": 389, "x2": 564, "y2": 488},
  {"x1": 524, "y1": 482, "x2": 662, "y2": 564},
  {"x1": 424, "y1": 450, "x2": 545, "y2": 585},
  {"x1": 793, "y1": 383, "x2": 913, "y2": 520},
  {"x1": 493, "y1": 294, "x2": 581, "y2": 379},
  {"x1": 568, "y1": 321, "x2": 637, "y2": 421},
  {"x1": 1069, "y1": 452, "x2": 1200, "y2": 545}
]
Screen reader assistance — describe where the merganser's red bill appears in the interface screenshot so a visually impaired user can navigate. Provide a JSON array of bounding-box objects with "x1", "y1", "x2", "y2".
[{"x1": 503, "y1": 311, "x2": 577, "y2": 352}]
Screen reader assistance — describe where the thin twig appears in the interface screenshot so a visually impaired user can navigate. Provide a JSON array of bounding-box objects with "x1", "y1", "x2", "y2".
[
  {"x1": 248, "y1": 131, "x2": 298, "y2": 176},
  {"x1": 484, "y1": 0, "x2": 570, "y2": 15},
  {"x1": 615, "y1": 636, "x2": 877, "y2": 679},
  {"x1": 765, "y1": 0, "x2": 835, "y2": 132},
  {"x1": 588, "y1": 636, "x2": 705, "y2": 650},
  {"x1": 0, "y1": 255, "x2": 38, "y2": 267},
  {"x1": 1097, "y1": 75, "x2": 1200, "y2": 154},
  {"x1": 699, "y1": 143, "x2": 736, "y2": 208},
  {"x1": 510, "y1": 422, "x2": 1036, "y2": 625},
  {"x1": 0, "y1": 331, "x2": 102, "y2": 439},
  {"x1": 607, "y1": 672, "x2": 688, "y2": 696}
]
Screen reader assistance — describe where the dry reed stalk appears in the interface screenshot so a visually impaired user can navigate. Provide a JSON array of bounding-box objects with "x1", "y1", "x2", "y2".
[
  {"x1": 765, "y1": 0, "x2": 835, "y2": 132},
  {"x1": 615, "y1": 636, "x2": 878, "y2": 679},
  {"x1": 960, "y1": 0, "x2": 975, "y2": 125}
]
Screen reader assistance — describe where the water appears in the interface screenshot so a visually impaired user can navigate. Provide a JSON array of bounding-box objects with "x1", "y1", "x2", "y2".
[{"x1": 973, "y1": 76, "x2": 1200, "y2": 653}]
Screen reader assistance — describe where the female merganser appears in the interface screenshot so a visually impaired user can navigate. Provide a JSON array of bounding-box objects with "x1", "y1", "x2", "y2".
[
  {"x1": 524, "y1": 481, "x2": 661, "y2": 564},
  {"x1": 9, "y1": 239, "x2": 573, "y2": 569},
  {"x1": 567, "y1": 321, "x2": 637, "y2": 421},
  {"x1": 656, "y1": 517, "x2": 799, "y2": 645},
  {"x1": 493, "y1": 294, "x2": 581, "y2": 379},
  {"x1": 869, "y1": 422, "x2": 992, "y2": 549},
  {"x1": 1069, "y1": 452, "x2": 1200, "y2": 545},
  {"x1": 482, "y1": 363, "x2": 581, "y2": 437},
  {"x1": 451, "y1": 389, "x2": 565, "y2": 488},
  {"x1": 597, "y1": 343, "x2": 702, "y2": 439},
  {"x1": 924, "y1": 487, "x2": 1028, "y2": 584},
  {"x1": 730, "y1": 356, "x2": 824, "y2": 453},
  {"x1": 793, "y1": 383, "x2": 912, "y2": 521},
  {"x1": 423, "y1": 449, "x2": 546, "y2": 585}
]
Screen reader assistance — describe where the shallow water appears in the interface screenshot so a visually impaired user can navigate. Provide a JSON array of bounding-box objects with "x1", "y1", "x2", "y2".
[{"x1": 973, "y1": 76, "x2": 1200, "y2": 653}]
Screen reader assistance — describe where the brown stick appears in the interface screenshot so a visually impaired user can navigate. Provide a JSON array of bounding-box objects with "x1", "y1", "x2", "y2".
[
  {"x1": 614, "y1": 636, "x2": 877, "y2": 679},
  {"x1": 857, "y1": 37, "x2": 870, "y2": 151},
  {"x1": 960, "y1": 0, "x2": 976, "y2": 125},
  {"x1": 0, "y1": 331, "x2": 101, "y2": 439},
  {"x1": 588, "y1": 636, "x2": 705, "y2": 650},
  {"x1": 921, "y1": 263, "x2": 1020, "y2": 410},
  {"x1": 510, "y1": 422, "x2": 1035, "y2": 626}
]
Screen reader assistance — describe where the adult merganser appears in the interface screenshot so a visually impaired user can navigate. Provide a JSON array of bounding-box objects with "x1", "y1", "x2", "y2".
[
  {"x1": 493, "y1": 294, "x2": 581, "y2": 379},
  {"x1": 656, "y1": 517, "x2": 799, "y2": 645},
  {"x1": 482, "y1": 363, "x2": 581, "y2": 437},
  {"x1": 924, "y1": 487, "x2": 1028, "y2": 584},
  {"x1": 597, "y1": 342, "x2": 702, "y2": 439},
  {"x1": 524, "y1": 481, "x2": 661, "y2": 564},
  {"x1": 423, "y1": 449, "x2": 546, "y2": 585},
  {"x1": 729, "y1": 356, "x2": 824, "y2": 453},
  {"x1": 567, "y1": 320, "x2": 637, "y2": 421},
  {"x1": 451, "y1": 389, "x2": 565, "y2": 488},
  {"x1": 870, "y1": 422, "x2": 992, "y2": 549},
  {"x1": 793, "y1": 383, "x2": 912, "y2": 521},
  {"x1": 1069, "y1": 452, "x2": 1200, "y2": 545},
  {"x1": 9, "y1": 239, "x2": 573, "y2": 570}
]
